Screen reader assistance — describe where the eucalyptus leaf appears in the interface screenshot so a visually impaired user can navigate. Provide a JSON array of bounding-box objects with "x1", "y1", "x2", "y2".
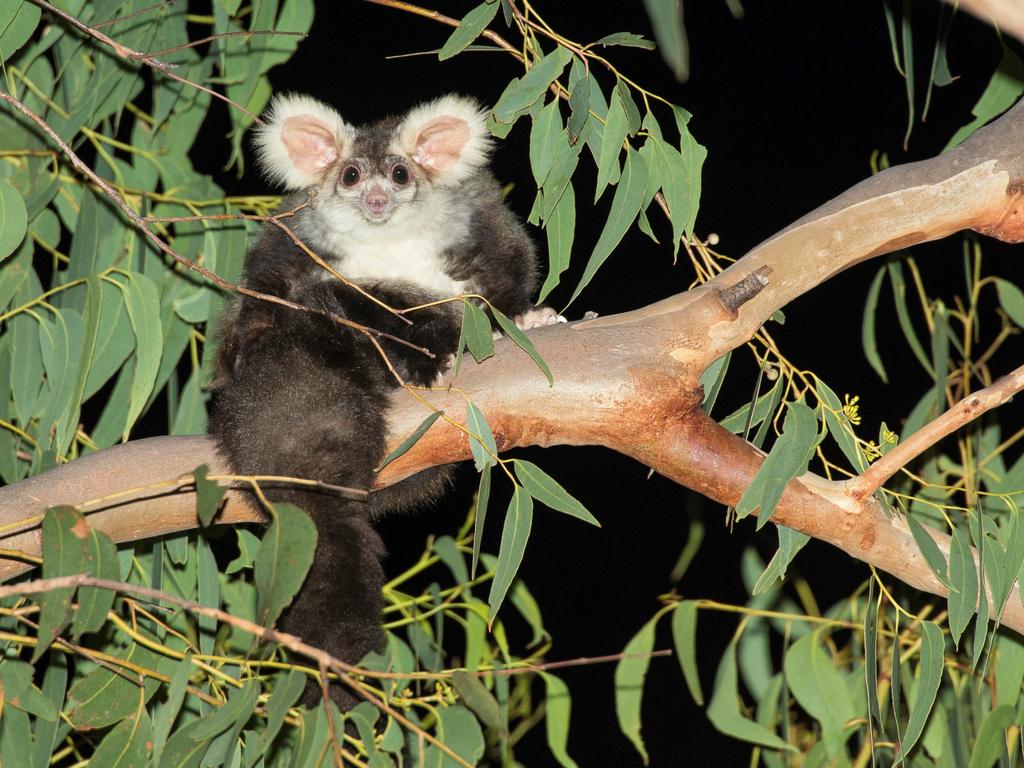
[
  {"x1": 0, "y1": 179, "x2": 27, "y2": 261},
  {"x1": 540, "y1": 673, "x2": 578, "y2": 768},
  {"x1": 487, "y1": 485, "x2": 533, "y2": 621},
  {"x1": 452, "y1": 670, "x2": 502, "y2": 730},
  {"x1": 530, "y1": 99, "x2": 564, "y2": 188},
  {"x1": 378, "y1": 410, "x2": 443, "y2": 469},
  {"x1": 643, "y1": 0, "x2": 689, "y2": 80},
  {"x1": 539, "y1": 179, "x2": 575, "y2": 302},
  {"x1": 735, "y1": 400, "x2": 820, "y2": 528},
  {"x1": 948, "y1": 524, "x2": 978, "y2": 648},
  {"x1": 254, "y1": 502, "x2": 317, "y2": 628},
  {"x1": 995, "y1": 277, "x2": 1024, "y2": 329},
  {"x1": 0, "y1": 660, "x2": 57, "y2": 721},
  {"x1": 945, "y1": 45, "x2": 1024, "y2": 150},
  {"x1": 35, "y1": 506, "x2": 90, "y2": 661},
  {"x1": 593, "y1": 88, "x2": 628, "y2": 203},
  {"x1": 966, "y1": 705, "x2": 1016, "y2": 768},
  {"x1": 462, "y1": 301, "x2": 495, "y2": 363},
  {"x1": 862, "y1": 266, "x2": 889, "y2": 382},
  {"x1": 899, "y1": 621, "x2": 945, "y2": 760},
  {"x1": 471, "y1": 464, "x2": 492, "y2": 578},
  {"x1": 493, "y1": 46, "x2": 573, "y2": 125},
  {"x1": 672, "y1": 600, "x2": 703, "y2": 705},
  {"x1": 0, "y1": 2, "x2": 41, "y2": 62},
  {"x1": 116, "y1": 272, "x2": 163, "y2": 440},
  {"x1": 69, "y1": 526, "x2": 118, "y2": 641},
  {"x1": 514, "y1": 459, "x2": 598, "y2": 525},
  {"x1": 89, "y1": 709, "x2": 153, "y2": 768},
  {"x1": 614, "y1": 614, "x2": 658, "y2": 763},
  {"x1": 906, "y1": 512, "x2": 951, "y2": 588},
  {"x1": 492, "y1": 307, "x2": 553, "y2": 383},
  {"x1": 708, "y1": 640, "x2": 794, "y2": 751},
  {"x1": 193, "y1": 463, "x2": 227, "y2": 527},
  {"x1": 466, "y1": 401, "x2": 498, "y2": 470},
  {"x1": 65, "y1": 640, "x2": 163, "y2": 729},
  {"x1": 570, "y1": 146, "x2": 650, "y2": 305},
  {"x1": 438, "y1": 1, "x2": 500, "y2": 60}
]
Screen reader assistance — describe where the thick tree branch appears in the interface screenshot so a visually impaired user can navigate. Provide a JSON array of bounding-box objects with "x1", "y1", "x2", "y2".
[
  {"x1": 2, "y1": 93, "x2": 1024, "y2": 637},
  {"x1": 953, "y1": 0, "x2": 1024, "y2": 44}
]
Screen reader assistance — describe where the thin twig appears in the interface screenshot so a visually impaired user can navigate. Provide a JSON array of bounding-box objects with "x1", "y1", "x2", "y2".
[
  {"x1": 363, "y1": 0, "x2": 525, "y2": 62},
  {"x1": 0, "y1": 574, "x2": 466, "y2": 766},
  {"x1": 91, "y1": 0, "x2": 175, "y2": 30},
  {"x1": 468, "y1": 648, "x2": 673, "y2": 675},
  {"x1": 145, "y1": 207, "x2": 412, "y2": 324},
  {"x1": 30, "y1": 0, "x2": 265, "y2": 125},
  {"x1": 847, "y1": 362, "x2": 1024, "y2": 500},
  {"x1": 146, "y1": 29, "x2": 307, "y2": 60},
  {"x1": 12, "y1": 614, "x2": 224, "y2": 706},
  {"x1": 339, "y1": 671, "x2": 475, "y2": 768}
]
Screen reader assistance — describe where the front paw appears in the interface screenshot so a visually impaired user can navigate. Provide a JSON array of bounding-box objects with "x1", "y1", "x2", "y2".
[
  {"x1": 514, "y1": 306, "x2": 566, "y2": 330},
  {"x1": 393, "y1": 352, "x2": 447, "y2": 388},
  {"x1": 431, "y1": 353, "x2": 456, "y2": 387}
]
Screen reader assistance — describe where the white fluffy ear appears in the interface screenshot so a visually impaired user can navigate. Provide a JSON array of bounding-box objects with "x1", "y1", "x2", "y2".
[
  {"x1": 254, "y1": 94, "x2": 353, "y2": 189},
  {"x1": 397, "y1": 95, "x2": 491, "y2": 185}
]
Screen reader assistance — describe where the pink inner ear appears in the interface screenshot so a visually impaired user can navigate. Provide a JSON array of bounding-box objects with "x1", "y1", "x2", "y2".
[
  {"x1": 414, "y1": 117, "x2": 470, "y2": 172},
  {"x1": 280, "y1": 116, "x2": 339, "y2": 177}
]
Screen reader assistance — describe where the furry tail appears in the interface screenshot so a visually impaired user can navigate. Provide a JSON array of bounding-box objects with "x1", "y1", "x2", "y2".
[
  {"x1": 281, "y1": 495, "x2": 386, "y2": 708},
  {"x1": 208, "y1": 299, "x2": 393, "y2": 707}
]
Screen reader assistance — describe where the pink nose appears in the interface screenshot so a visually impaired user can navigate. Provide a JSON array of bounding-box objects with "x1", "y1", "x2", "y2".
[{"x1": 365, "y1": 191, "x2": 389, "y2": 213}]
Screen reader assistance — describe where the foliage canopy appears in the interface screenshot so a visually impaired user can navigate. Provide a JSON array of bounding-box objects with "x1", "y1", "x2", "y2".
[{"x1": 1, "y1": 1, "x2": 1024, "y2": 766}]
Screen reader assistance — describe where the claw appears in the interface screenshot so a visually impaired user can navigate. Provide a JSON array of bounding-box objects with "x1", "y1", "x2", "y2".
[{"x1": 432, "y1": 353, "x2": 456, "y2": 387}]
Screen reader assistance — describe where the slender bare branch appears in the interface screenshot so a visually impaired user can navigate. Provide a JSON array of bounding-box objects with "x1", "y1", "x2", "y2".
[
  {"x1": 364, "y1": 0, "x2": 525, "y2": 61},
  {"x1": 91, "y1": 1, "x2": 174, "y2": 30},
  {"x1": 30, "y1": 0, "x2": 265, "y2": 125},
  {"x1": 0, "y1": 574, "x2": 473, "y2": 767},
  {"x1": 146, "y1": 29, "x2": 306, "y2": 60},
  {"x1": 846, "y1": 362, "x2": 1024, "y2": 500}
]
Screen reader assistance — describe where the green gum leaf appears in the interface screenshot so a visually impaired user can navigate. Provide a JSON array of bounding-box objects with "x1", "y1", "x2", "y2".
[
  {"x1": 0, "y1": 179, "x2": 27, "y2": 261},
  {"x1": 708, "y1": 640, "x2": 794, "y2": 751},
  {"x1": 466, "y1": 401, "x2": 498, "y2": 471},
  {"x1": 378, "y1": 410, "x2": 443, "y2": 470},
  {"x1": 948, "y1": 524, "x2": 978, "y2": 648},
  {"x1": 254, "y1": 503, "x2": 317, "y2": 628},
  {"x1": 540, "y1": 672, "x2": 578, "y2": 767},
  {"x1": 672, "y1": 600, "x2": 703, "y2": 705},
  {"x1": 438, "y1": 1, "x2": 500, "y2": 60},
  {"x1": 614, "y1": 614, "x2": 658, "y2": 763},
  {"x1": 513, "y1": 458, "x2": 598, "y2": 525},
  {"x1": 735, "y1": 400, "x2": 820, "y2": 528},
  {"x1": 471, "y1": 464, "x2": 492, "y2": 578},
  {"x1": 487, "y1": 485, "x2": 533, "y2": 622},
  {"x1": 569, "y1": 146, "x2": 650, "y2": 306},
  {"x1": 492, "y1": 307, "x2": 553, "y2": 384},
  {"x1": 898, "y1": 621, "x2": 945, "y2": 759},
  {"x1": 462, "y1": 301, "x2": 495, "y2": 363}
]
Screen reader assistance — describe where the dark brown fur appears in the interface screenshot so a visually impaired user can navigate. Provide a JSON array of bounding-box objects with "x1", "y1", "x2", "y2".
[{"x1": 208, "y1": 104, "x2": 539, "y2": 708}]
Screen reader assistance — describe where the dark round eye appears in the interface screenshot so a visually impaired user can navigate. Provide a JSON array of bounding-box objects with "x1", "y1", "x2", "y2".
[
  {"x1": 341, "y1": 166, "x2": 360, "y2": 187},
  {"x1": 391, "y1": 164, "x2": 409, "y2": 185}
]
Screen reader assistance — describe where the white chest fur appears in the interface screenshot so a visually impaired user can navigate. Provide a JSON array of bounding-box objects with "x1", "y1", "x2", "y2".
[{"x1": 306, "y1": 188, "x2": 473, "y2": 298}]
